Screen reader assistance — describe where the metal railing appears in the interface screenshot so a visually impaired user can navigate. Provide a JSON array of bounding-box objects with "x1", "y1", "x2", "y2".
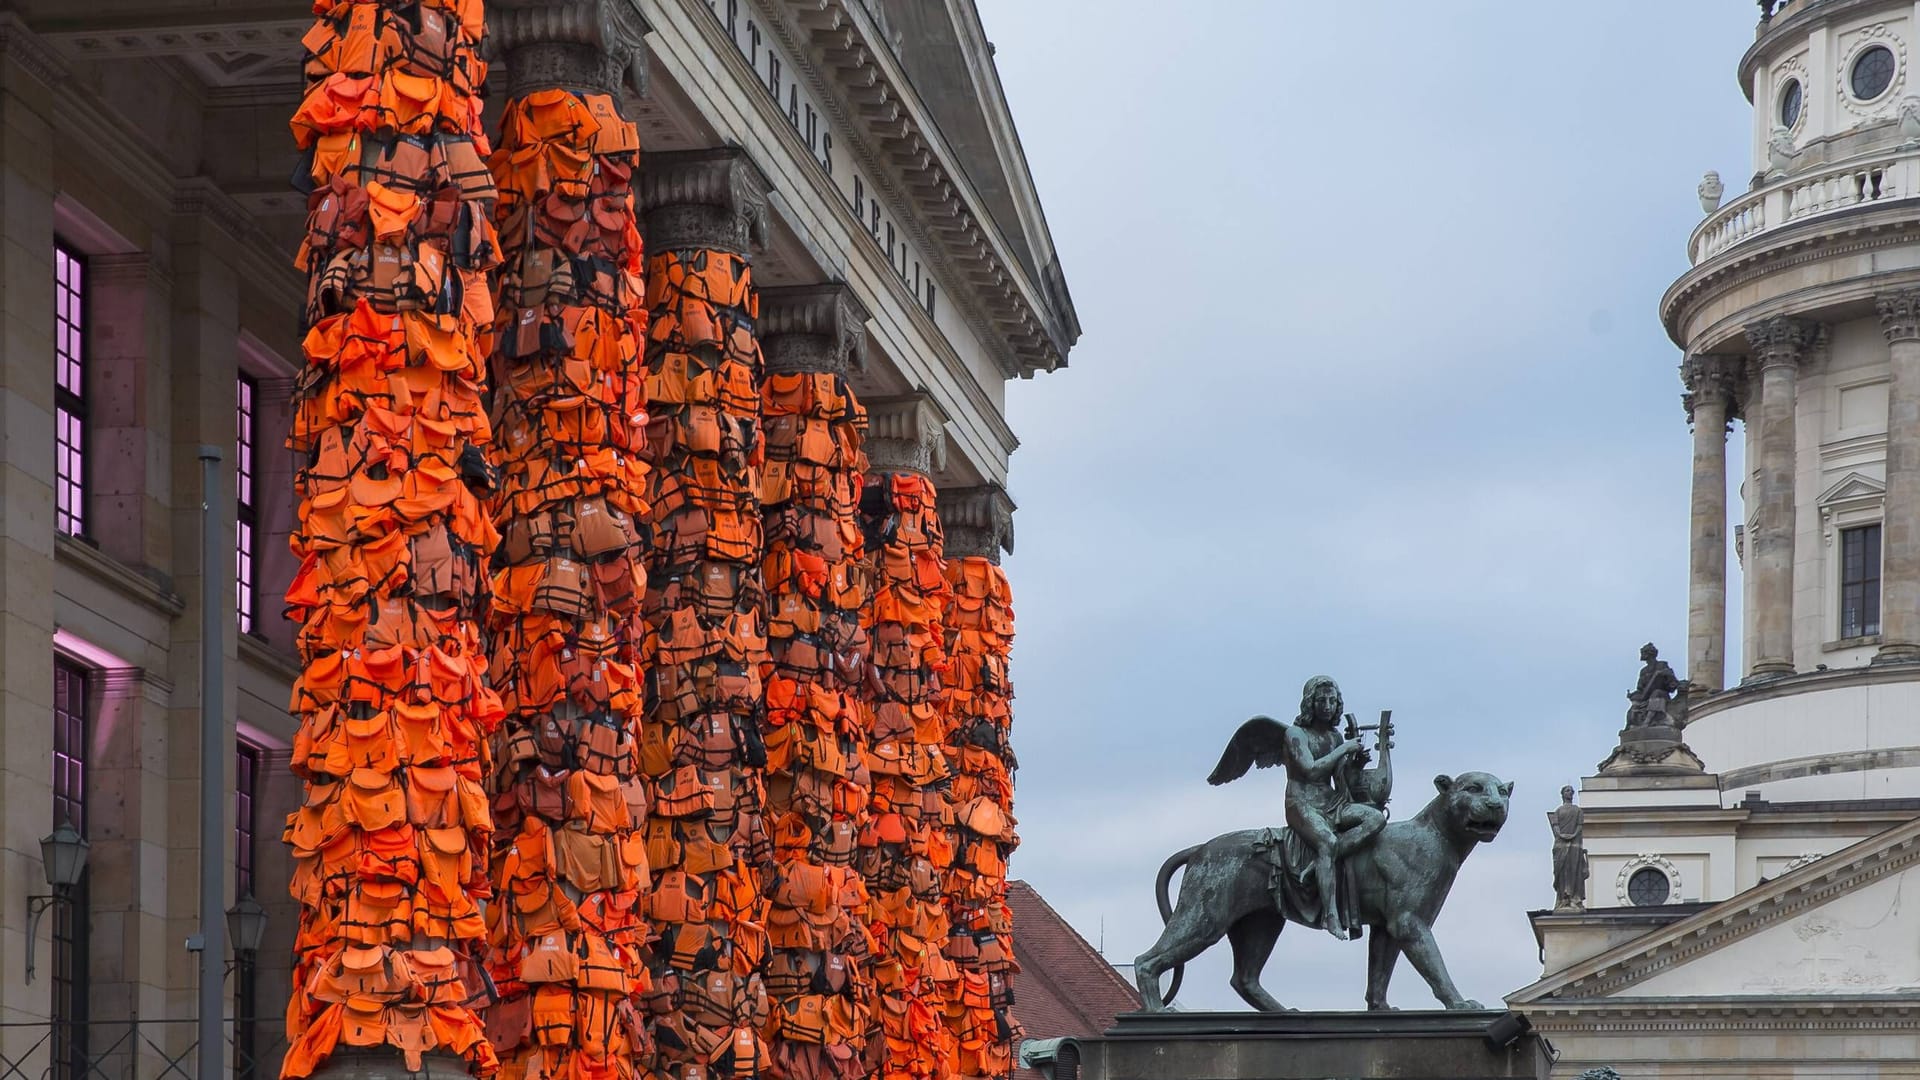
[{"x1": 0, "y1": 1017, "x2": 284, "y2": 1080}]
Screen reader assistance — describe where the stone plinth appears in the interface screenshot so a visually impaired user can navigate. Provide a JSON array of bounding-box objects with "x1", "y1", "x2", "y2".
[
  {"x1": 1062, "y1": 1011, "x2": 1551, "y2": 1080},
  {"x1": 1596, "y1": 723, "x2": 1705, "y2": 775}
]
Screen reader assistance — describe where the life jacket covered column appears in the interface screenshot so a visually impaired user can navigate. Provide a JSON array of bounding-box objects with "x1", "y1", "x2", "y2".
[
  {"x1": 281, "y1": 0, "x2": 504, "y2": 1075},
  {"x1": 755, "y1": 284, "x2": 882, "y2": 1076},
  {"x1": 478, "y1": 3, "x2": 657, "y2": 1078},
  {"x1": 855, "y1": 394, "x2": 962, "y2": 1080},
  {"x1": 933, "y1": 485, "x2": 1020, "y2": 1080},
  {"x1": 635, "y1": 148, "x2": 779, "y2": 1079}
]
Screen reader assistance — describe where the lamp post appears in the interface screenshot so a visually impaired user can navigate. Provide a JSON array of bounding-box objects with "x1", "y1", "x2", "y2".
[
  {"x1": 25, "y1": 819, "x2": 89, "y2": 983},
  {"x1": 225, "y1": 894, "x2": 267, "y2": 961}
]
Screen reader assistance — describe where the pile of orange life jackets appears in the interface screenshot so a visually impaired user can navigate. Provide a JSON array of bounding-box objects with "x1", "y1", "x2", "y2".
[
  {"x1": 759, "y1": 363, "x2": 881, "y2": 1080},
  {"x1": 936, "y1": 558, "x2": 1018, "y2": 1079},
  {"x1": 638, "y1": 233, "x2": 776, "y2": 1080},
  {"x1": 854, "y1": 474, "x2": 959, "y2": 1080},
  {"x1": 282, "y1": 1, "x2": 503, "y2": 1075},
  {"x1": 480, "y1": 87, "x2": 658, "y2": 1080}
]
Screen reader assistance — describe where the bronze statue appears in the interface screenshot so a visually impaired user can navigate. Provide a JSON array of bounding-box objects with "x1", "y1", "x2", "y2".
[
  {"x1": 1550, "y1": 784, "x2": 1587, "y2": 912},
  {"x1": 1625, "y1": 642, "x2": 1679, "y2": 728},
  {"x1": 1133, "y1": 678, "x2": 1512, "y2": 1012}
]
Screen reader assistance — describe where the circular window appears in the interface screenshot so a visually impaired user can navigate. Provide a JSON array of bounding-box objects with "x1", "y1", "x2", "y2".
[
  {"x1": 1627, "y1": 867, "x2": 1672, "y2": 906},
  {"x1": 1780, "y1": 78, "x2": 1803, "y2": 127},
  {"x1": 1852, "y1": 45, "x2": 1897, "y2": 100}
]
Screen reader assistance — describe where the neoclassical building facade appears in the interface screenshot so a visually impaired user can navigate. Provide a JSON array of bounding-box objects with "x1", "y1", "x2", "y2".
[
  {"x1": 1513, "y1": 1, "x2": 1920, "y2": 1074},
  {"x1": 0, "y1": 1, "x2": 1074, "y2": 1078}
]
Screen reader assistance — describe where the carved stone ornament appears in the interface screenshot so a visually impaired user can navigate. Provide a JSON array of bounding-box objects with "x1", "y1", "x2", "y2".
[
  {"x1": 937, "y1": 485, "x2": 1016, "y2": 562},
  {"x1": 1615, "y1": 855, "x2": 1682, "y2": 906},
  {"x1": 487, "y1": 0, "x2": 651, "y2": 100},
  {"x1": 863, "y1": 392, "x2": 948, "y2": 476},
  {"x1": 1877, "y1": 289, "x2": 1920, "y2": 343},
  {"x1": 758, "y1": 284, "x2": 870, "y2": 375},
  {"x1": 1744, "y1": 315, "x2": 1821, "y2": 371},
  {"x1": 639, "y1": 148, "x2": 773, "y2": 256},
  {"x1": 1680, "y1": 354, "x2": 1744, "y2": 425},
  {"x1": 1698, "y1": 170, "x2": 1725, "y2": 214}
]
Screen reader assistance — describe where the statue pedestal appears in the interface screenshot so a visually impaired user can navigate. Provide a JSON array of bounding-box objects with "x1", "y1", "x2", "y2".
[
  {"x1": 1057, "y1": 1010, "x2": 1552, "y2": 1080},
  {"x1": 1597, "y1": 723, "x2": 1704, "y2": 774}
]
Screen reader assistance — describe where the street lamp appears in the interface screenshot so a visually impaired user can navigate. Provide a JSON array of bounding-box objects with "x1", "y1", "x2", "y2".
[
  {"x1": 226, "y1": 894, "x2": 268, "y2": 959},
  {"x1": 26, "y1": 819, "x2": 89, "y2": 983}
]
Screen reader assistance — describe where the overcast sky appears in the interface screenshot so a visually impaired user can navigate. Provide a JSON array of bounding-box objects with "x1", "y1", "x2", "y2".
[{"x1": 976, "y1": 1, "x2": 1760, "y2": 1011}]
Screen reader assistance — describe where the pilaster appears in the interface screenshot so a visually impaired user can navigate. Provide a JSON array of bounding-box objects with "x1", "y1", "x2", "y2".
[
  {"x1": 758, "y1": 283, "x2": 869, "y2": 375},
  {"x1": 1875, "y1": 290, "x2": 1920, "y2": 663},
  {"x1": 639, "y1": 148, "x2": 772, "y2": 256},
  {"x1": 863, "y1": 392, "x2": 948, "y2": 477},
  {"x1": 936, "y1": 485, "x2": 1016, "y2": 564},
  {"x1": 86, "y1": 253, "x2": 173, "y2": 573}
]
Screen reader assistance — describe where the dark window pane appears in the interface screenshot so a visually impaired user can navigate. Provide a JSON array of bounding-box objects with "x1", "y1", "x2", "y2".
[
  {"x1": 54, "y1": 244, "x2": 86, "y2": 538},
  {"x1": 1841, "y1": 525, "x2": 1884, "y2": 638},
  {"x1": 1853, "y1": 45, "x2": 1896, "y2": 100},
  {"x1": 51, "y1": 658, "x2": 89, "y2": 1080}
]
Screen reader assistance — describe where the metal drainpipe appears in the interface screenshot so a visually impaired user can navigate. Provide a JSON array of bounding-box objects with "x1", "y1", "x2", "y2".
[{"x1": 197, "y1": 445, "x2": 226, "y2": 1080}]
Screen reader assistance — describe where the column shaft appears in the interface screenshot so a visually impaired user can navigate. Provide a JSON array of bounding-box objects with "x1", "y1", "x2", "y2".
[
  {"x1": 1746, "y1": 318, "x2": 1816, "y2": 677},
  {"x1": 1683, "y1": 357, "x2": 1739, "y2": 693},
  {"x1": 1877, "y1": 293, "x2": 1920, "y2": 661}
]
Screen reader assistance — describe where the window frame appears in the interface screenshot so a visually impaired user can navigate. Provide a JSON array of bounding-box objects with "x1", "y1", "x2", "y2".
[
  {"x1": 50, "y1": 657, "x2": 90, "y2": 1080},
  {"x1": 236, "y1": 374, "x2": 260, "y2": 635},
  {"x1": 54, "y1": 242, "x2": 88, "y2": 539},
  {"x1": 1840, "y1": 522, "x2": 1883, "y2": 640},
  {"x1": 233, "y1": 741, "x2": 262, "y2": 1078}
]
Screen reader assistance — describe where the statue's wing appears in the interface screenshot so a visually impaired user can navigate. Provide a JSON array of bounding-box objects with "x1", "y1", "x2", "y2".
[{"x1": 1206, "y1": 716, "x2": 1291, "y2": 786}]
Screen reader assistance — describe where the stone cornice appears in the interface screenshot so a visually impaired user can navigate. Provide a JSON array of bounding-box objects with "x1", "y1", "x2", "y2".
[
  {"x1": 1663, "y1": 201, "x2": 1920, "y2": 350},
  {"x1": 864, "y1": 392, "x2": 947, "y2": 476},
  {"x1": 0, "y1": 12, "x2": 73, "y2": 89},
  {"x1": 487, "y1": 0, "x2": 652, "y2": 99},
  {"x1": 1680, "y1": 354, "x2": 1744, "y2": 425},
  {"x1": 1521, "y1": 994, "x2": 1920, "y2": 1033},
  {"x1": 936, "y1": 484, "x2": 1015, "y2": 562},
  {"x1": 776, "y1": 0, "x2": 1073, "y2": 377},
  {"x1": 55, "y1": 533, "x2": 186, "y2": 617},
  {"x1": 96, "y1": 665, "x2": 175, "y2": 706},
  {"x1": 1511, "y1": 815, "x2": 1920, "y2": 1003},
  {"x1": 758, "y1": 283, "x2": 869, "y2": 374},
  {"x1": 639, "y1": 147, "x2": 773, "y2": 255},
  {"x1": 172, "y1": 177, "x2": 306, "y2": 318}
]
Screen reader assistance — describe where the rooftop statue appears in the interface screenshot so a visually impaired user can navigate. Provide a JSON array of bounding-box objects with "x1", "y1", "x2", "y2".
[
  {"x1": 1625, "y1": 642, "x2": 1680, "y2": 729},
  {"x1": 1551, "y1": 784, "x2": 1588, "y2": 913},
  {"x1": 1133, "y1": 676, "x2": 1511, "y2": 1012}
]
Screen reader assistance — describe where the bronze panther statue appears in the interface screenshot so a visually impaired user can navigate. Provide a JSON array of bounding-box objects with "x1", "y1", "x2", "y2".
[{"x1": 1134, "y1": 771, "x2": 1512, "y2": 1012}]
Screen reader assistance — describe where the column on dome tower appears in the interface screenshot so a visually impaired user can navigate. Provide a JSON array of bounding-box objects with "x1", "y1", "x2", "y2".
[
  {"x1": 480, "y1": 2, "x2": 657, "y2": 1077},
  {"x1": 1744, "y1": 316, "x2": 1820, "y2": 679},
  {"x1": 755, "y1": 282, "x2": 881, "y2": 1076},
  {"x1": 1876, "y1": 291, "x2": 1920, "y2": 663},
  {"x1": 933, "y1": 483, "x2": 1021, "y2": 1079},
  {"x1": 635, "y1": 147, "x2": 779, "y2": 1077},
  {"x1": 857, "y1": 392, "x2": 962, "y2": 1080},
  {"x1": 1683, "y1": 355, "x2": 1744, "y2": 694}
]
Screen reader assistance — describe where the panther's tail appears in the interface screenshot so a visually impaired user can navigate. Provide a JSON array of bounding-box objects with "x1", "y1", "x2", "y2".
[{"x1": 1154, "y1": 844, "x2": 1203, "y2": 1006}]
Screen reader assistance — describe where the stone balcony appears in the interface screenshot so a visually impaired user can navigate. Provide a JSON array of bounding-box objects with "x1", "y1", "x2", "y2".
[{"x1": 1691, "y1": 148, "x2": 1920, "y2": 264}]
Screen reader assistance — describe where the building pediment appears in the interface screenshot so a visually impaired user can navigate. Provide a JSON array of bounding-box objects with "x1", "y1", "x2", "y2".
[
  {"x1": 1818, "y1": 471, "x2": 1886, "y2": 507},
  {"x1": 1511, "y1": 815, "x2": 1920, "y2": 1004}
]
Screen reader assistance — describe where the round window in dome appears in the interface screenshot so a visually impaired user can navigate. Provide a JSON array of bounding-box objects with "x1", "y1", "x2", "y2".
[
  {"x1": 1851, "y1": 44, "x2": 1897, "y2": 101},
  {"x1": 1780, "y1": 78, "x2": 1803, "y2": 128},
  {"x1": 1627, "y1": 866, "x2": 1672, "y2": 907}
]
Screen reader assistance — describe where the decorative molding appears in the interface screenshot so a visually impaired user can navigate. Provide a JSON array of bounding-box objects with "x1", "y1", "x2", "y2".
[
  {"x1": 1524, "y1": 993, "x2": 1920, "y2": 1033},
  {"x1": 936, "y1": 484, "x2": 1015, "y2": 562},
  {"x1": 1782, "y1": 851, "x2": 1827, "y2": 873},
  {"x1": 864, "y1": 392, "x2": 948, "y2": 476},
  {"x1": 0, "y1": 13, "x2": 74, "y2": 89},
  {"x1": 1816, "y1": 470, "x2": 1885, "y2": 545},
  {"x1": 54, "y1": 533, "x2": 185, "y2": 617},
  {"x1": 1680, "y1": 354, "x2": 1745, "y2": 425},
  {"x1": 1614, "y1": 854, "x2": 1683, "y2": 906},
  {"x1": 1744, "y1": 315, "x2": 1822, "y2": 370},
  {"x1": 757, "y1": 283, "x2": 870, "y2": 374},
  {"x1": 96, "y1": 666, "x2": 174, "y2": 707},
  {"x1": 487, "y1": 0, "x2": 651, "y2": 99},
  {"x1": 639, "y1": 147, "x2": 772, "y2": 255},
  {"x1": 1876, "y1": 288, "x2": 1920, "y2": 341},
  {"x1": 1838, "y1": 23, "x2": 1906, "y2": 119}
]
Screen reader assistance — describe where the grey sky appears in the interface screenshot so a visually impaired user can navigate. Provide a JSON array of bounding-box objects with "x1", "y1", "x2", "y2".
[{"x1": 977, "y1": 1, "x2": 1759, "y2": 1010}]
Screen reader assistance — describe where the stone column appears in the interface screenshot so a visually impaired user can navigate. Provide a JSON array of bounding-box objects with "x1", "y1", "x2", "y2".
[
  {"x1": 1877, "y1": 291, "x2": 1920, "y2": 663},
  {"x1": 1682, "y1": 356, "x2": 1742, "y2": 693},
  {"x1": 758, "y1": 283, "x2": 870, "y2": 376},
  {"x1": 864, "y1": 392, "x2": 949, "y2": 477},
  {"x1": 639, "y1": 147, "x2": 772, "y2": 257},
  {"x1": 937, "y1": 484, "x2": 1017, "y2": 564},
  {"x1": 1745, "y1": 317, "x2": 1819, "y2": 679}
]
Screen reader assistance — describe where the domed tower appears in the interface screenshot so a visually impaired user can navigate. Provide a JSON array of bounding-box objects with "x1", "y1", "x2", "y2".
[{"x1": 1512, "y1": 3, "x2": 1920, "y2": 1071}]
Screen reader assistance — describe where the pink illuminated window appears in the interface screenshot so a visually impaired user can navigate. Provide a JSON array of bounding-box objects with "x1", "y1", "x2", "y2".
[
  {"x1": 236, "y1": 375, "x2": 258, "y2": 633},
  {"x1": 54, "y1": 245, "x2": 85, "y2": 537}
]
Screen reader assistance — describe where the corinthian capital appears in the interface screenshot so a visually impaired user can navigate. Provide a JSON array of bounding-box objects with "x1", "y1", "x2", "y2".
[
  {"x1": 1744, "y1": 316, "x2": 1821, "y2": 372},
  {"x1": 640, "y1": 148, "x2": 772, "y2": 256},
  {"x1": 864, "y1": 392, "x2": 948, "y2": 476},
  {"x1": 1878, "y1": 290, "x2": 1920, "y2": 343},
  {"x1": 1680, "y1": 354, "x2": 1745, "y2": 425},
  {"x1": 758, "y1": 284, "x2": 870, "y2": 375},
  {"x1": 937, "y1": 485, "x2": 1016, "y2": 563},
  {"x1": 488, "y1": 0, "x2": 651, "y2": 99}
]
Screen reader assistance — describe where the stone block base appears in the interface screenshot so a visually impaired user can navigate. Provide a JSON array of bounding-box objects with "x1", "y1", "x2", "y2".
[{"x1": 1063, "y1": 1010, "x2": 1552, "y2": 1080}]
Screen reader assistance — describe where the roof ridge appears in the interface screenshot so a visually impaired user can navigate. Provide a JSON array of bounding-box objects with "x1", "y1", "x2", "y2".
[{"x1": 1008, "y1": 879, "x2": 1142, "y2": 1010}]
